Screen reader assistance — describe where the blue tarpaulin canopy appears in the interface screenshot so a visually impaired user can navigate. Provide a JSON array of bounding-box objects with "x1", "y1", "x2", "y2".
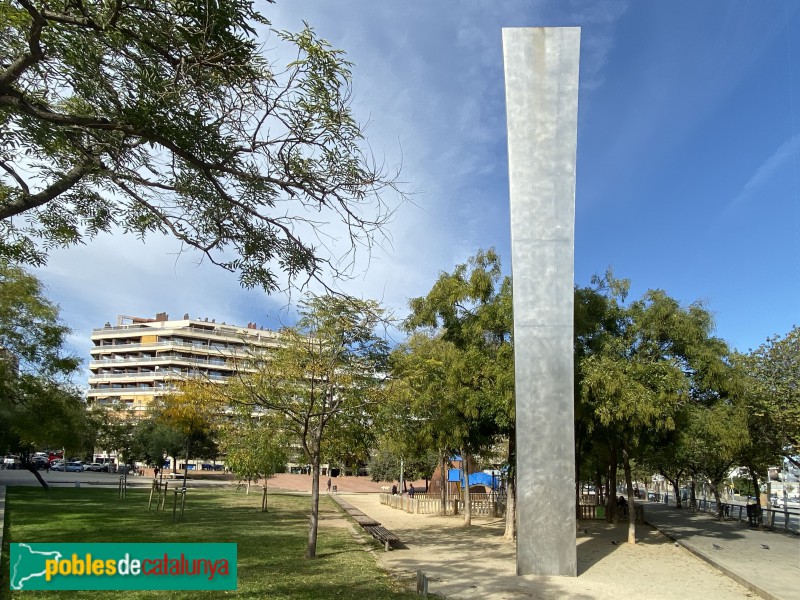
[
  {"x1": 468, "y1": 472, "x2": 497, "y2": 489},
  {"x1": 447, "y1": 469, "x2": 501, "y2": 490}
]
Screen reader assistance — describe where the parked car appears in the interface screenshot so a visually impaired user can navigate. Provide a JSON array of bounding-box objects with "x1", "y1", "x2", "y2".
[
  {"x1": 51, "y1": 461, "x2": 82, "y2": 472},
  {"x1": 770, "y1": 496, "x2": 785, "y2": 508},
  {"x1": 84, "y1": 463, "x2": 108, "y2": 472},
  {"x1": 31, "y1": 457, "x2": 49, "y2": 470},
  {"x1": 3, "y1": 455, "x2": 21, "y2": 469}
]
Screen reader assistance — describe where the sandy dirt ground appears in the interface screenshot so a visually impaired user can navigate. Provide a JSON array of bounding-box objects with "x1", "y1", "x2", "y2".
[
  {"x1": 339, "y1": 493, "x2": 763, "y2": 600},
  {"x1": 346, "y1": 494, "x2": 758, "y2": 600},
  {"x1": 263, "y1": 475, "x2": 763, "y2": 599}
]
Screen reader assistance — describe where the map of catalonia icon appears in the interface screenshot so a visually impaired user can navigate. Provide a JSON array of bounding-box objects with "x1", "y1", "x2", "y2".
[{"x1": 10, "y1": 543, "x2": 62, "y2": 590}]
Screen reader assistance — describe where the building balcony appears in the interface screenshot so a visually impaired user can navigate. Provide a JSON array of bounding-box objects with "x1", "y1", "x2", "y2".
[
  {"x1": 89, "y1": 354, "x2": 239, "y2": 370},
  {"x1": 87, "y1": 385, "x2": 170, "y2": 397},
  {"x1": 92, "y1": 338, "x2": 268, "y2": 354},
  {"x1": 91, "y1": 324, "x2": 280, "y2": 346},
  {"x1": 89, "y1": 371, "x2": 229, "y2": 384}
]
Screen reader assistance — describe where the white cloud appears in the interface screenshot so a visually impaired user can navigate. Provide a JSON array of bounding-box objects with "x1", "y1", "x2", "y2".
[
  {"x1": 29, "y1": 1, "x2": 634, "y2": 374},
  {"x1": 726, "y1": 134, "x2": 800, "y2": 213}
]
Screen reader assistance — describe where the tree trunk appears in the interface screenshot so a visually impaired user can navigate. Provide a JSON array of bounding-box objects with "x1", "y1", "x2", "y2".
[
  {"x1": 306, "y1": 456, "x2": 321, "y2": 559},
  {"x1": 504, "y1": 434, "x2": 516, "y2": 540},
  {"x1": 670, "y1": 477, "x2": 681, "y2": 508},
  {"x1": 439, "y1": 452, "x2": 447, "y2": 516},
  {"x1": 711, "y1": 485, "x2": 725, "y2": 520},
  {"x1": 622, "y1": 440, "x2": 636, "y2": 544},
  {"x1": 606, "y1": 442, "x2": 618, "y2": 523},
  {"x1": 463, "y1": 451, "x2": 472, "y2": 526},
  {"x1": 750, "y1": 472, "x2": 762, "y2": 530},
  {"x1": 504, "y1": 475, "x2": 516, "y2": 541},
  {"x1": 595, "y1": 470, "x2": 603, "y2": 506},
  {"x1": 183, "y1": 438, "x2": 190, "y2": 491},
  {"x1": 689, "y1": 478, "x2": 697, "y2": 510},
  {"x1": 27, "y1": 466, "x2": 49, "y2": 490}
]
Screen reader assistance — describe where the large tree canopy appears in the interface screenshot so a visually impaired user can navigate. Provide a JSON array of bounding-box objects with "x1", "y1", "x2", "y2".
[
  {"x1": 396, "y1": 249, "x2": 514, "y2": 528},
  {"x1": 227, "y1": 294, "x2": 389, "y2": 558},
  {"x1": 576, "y1": 273, "x2": 739, "y2": 536},
  {"x1": 0, "y1": 0, "x2": 399, "y2": 291},
  {"x1": 739, "y1": 325, "x2": 800, "y2": 467},
  {"x1": 0, "y1": 259, "x2": 85, "y2": 454},
  {"x1": 0, "y1": 259, "x2": 79, "y2": 379}
]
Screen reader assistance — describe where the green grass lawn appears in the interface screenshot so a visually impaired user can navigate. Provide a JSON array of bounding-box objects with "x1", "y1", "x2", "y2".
[{"x1": 1, "y1": 486, "x2": 416, "y2": 599}]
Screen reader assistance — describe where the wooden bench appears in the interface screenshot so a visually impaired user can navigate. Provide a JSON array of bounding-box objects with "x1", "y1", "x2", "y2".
[
  {"x1": 329, "y1": 495, "x2": 401, "y2": 551},
  {"x1": 362, "y1": 524, "x2": 400, "y2": 551}
]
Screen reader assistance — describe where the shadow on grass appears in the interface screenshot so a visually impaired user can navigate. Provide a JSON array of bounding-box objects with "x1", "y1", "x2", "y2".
[{"x1": 1, "y1": 488, "x2": 418, "y2": 599}]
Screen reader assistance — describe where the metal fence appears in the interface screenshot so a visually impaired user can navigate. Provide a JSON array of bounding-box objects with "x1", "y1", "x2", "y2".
[{"x1": 694, "y1": 499, "x2": 799, "y2": 534}]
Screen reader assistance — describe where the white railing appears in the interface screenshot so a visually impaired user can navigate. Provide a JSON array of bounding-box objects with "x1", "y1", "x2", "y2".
[
  {"x1": 466, "y1": 493, "x2": 501, "y2": 516},
  {"x1": 87, "y1": 386, "x2": 171, "y2": 396},
  {"x1": 92, "y1": 340, "x2": 248, "y2": 354},
  {"x1": 89, "y1": 372, "x2": 161, "y2": 380},
  {"x1": 379, "y1": 492, "x2": 505, "y2": 517},
  {"x1": 92, "y1": 324, "x2": 280, "y2": 345},
  {"x1": 89, "y1": 372, "x2": 229, "y2": 381},
  {"x1": 90, "y1": 356, "x2": 232, "y2": 366}
]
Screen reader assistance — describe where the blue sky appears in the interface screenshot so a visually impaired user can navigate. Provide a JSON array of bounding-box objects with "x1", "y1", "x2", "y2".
[{"x1": 35, "y1": 1, "x2": 799, "y2": 373}]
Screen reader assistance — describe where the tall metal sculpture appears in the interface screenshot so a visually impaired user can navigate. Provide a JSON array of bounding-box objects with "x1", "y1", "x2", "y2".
[{"x1": 503, "y1": 27, "x2": 581, "y2": 577}]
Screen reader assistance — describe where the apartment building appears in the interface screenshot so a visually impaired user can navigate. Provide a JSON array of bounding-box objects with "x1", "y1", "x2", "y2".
[{"x1": 87, "y1": 313, "x2": 279, "y2": 416}]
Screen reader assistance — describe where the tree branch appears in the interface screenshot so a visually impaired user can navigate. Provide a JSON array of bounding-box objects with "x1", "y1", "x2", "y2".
[
  {"x1": 0, "y1": 0, "x2": 45, "y2": 88},
  {"x1": 0, "y1": 160, "x2": 94, "y2": 219},
  {"x1": 0, "y1": 162, "x2": 30, "y2": 195}
]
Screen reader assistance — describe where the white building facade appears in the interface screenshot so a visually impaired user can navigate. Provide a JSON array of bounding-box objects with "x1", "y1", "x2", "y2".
[{"x1": 87, "y1": 313, "x2": 279, "y2": 417}]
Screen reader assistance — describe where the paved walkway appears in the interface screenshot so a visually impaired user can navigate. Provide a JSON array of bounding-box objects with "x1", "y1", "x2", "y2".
[{"x1": 641, "y1": 502, "x2": 799, "y2": 600}]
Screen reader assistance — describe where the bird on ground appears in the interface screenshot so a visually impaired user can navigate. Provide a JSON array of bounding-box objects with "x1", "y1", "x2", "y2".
[
  {"x1": 712, "y1": 544, "x2": 723, "y2": 551},
  {"x1": 761, "y1": 544, "x2": 770, "y2": 550}
]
